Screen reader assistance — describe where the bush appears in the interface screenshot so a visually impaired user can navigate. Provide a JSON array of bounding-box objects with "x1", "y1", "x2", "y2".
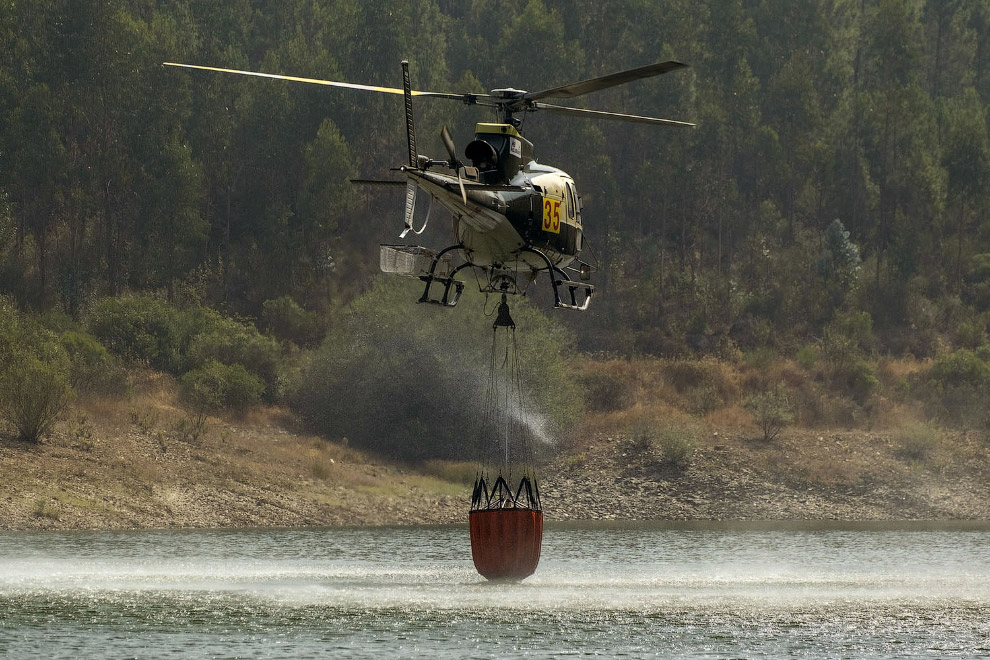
[
  {"x1": 664, "y1": 359, "x2": 736, "y2": 414},
  {"x1": 0, "y1": 299, "x2": 74, "y2": 441},
  {"x1": 289, "y1": 278, "x2": 582, "y2": 462},
  {"x1": 180, "y1": 360, "x2": 265, "y2": 412},
  {"x1": 0, "y1": 350, "x2": 73, "y2": 441},
  {"x1": 60, "y1": 329, "x2": 128, "y2": 395},
  {"x1": 86, "y1": 295, "x2": 184, "y2": 372},
  {"x1": 261, "y1": 296, "x2": 321, "y2": 346},
  {"x1": 87, "y1": 296, "x2": 285, "y2": 401},
  {"x1": 963, "y1": 254, "x2": 990, "y2": 311},
  {"x1": 186, "y1": 316, "x2": 282, "y2": 400},
  {"x1": 581, "y1": 364, "x2": 634, "y2": 412},
  {"x1": 629, "y1": 418, "x2": 698, "y2": 470},
  {"x1": 915, "y1": 349, "x2": 990, "y2": 426},
  {"x1": 895, "y1": 422, "x2": 939, "y2": 463},
  {"x1": 747, "y1": 387, "x2": 794, "y2": 442},
  {"x1": 928, "y1": 349, "x2": 990, "y2": 390},
  {"x1": 830, "y1": 359, "x2": 881, "y2": 403},
  {"x1": 795, "y1": 344, "x2": 819, "y2": 369}
]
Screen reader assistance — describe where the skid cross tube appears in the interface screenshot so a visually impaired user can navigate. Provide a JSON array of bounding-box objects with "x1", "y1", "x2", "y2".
[
  {"x1": 552, "y1": 265, "x2": 595, "y2": 310},
  {"x1": 517, "y1": 247, "x2": 594, "y2": 310},
  {"x1": 418, "y1": 244, "x2": 466, "y2": 306}
]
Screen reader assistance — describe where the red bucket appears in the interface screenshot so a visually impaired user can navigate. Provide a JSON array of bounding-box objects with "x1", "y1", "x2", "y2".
[{"x1": 469, "y1": 509, "x2": 544, "y2": 581}]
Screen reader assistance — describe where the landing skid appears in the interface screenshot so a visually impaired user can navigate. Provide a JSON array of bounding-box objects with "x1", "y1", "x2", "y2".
[
  {"x1": 416, "y1": 244, "x2": 594, "y2": 310},
  {"x1": 418, "y1": 244, "x2": 467, "y2": 306},
  {"x1": 517, "y1": 247, "x2": 594, "y2": 310}
]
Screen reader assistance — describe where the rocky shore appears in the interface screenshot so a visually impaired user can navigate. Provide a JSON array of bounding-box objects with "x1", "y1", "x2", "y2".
[
  {"x1": 542, "y1": 428, "x2": 990, "y2": 521},
  {"x1": 3, "y1": 404, "x2": 989, "y2": 531}
]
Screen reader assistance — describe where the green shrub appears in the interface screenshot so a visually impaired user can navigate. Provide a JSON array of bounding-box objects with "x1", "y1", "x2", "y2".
[
  {"x1": 895, "y1": 422, "x2": 939, "y2": 463},
  {"x1": 180, "y1": 360, "x2": 265, "y2": 412},
  {"x1": 832, "y1": 359, "x2": 881, "y2": 403},
  {"x1": 60, "y1": 329, "x2": 128, "y2": 395},
  {"x1": 743, "y1": 347, "x2": 778, "y2": 369},
  {"x1": 795, "y1": 344, "x2": 819, "y2": 369},
  {"x1": 951, "y1": 319, "x2": 986, "y2": 349},
  {"x1": 87, "y1": 296, "x2": 284, "y2": 401},
  {"x1": 912, "y1": 350, "x2": 990, "y2": 426},
  {"x1": 582, "y1": 367, "x2": 634, "y2": 412},
  {"x1": 0, "y1": 349, "x2": 73, "y2": 441},
  {"x1": 829, "y1": 310, "x2": 874, "y2": 351},
  {"x1": 261, "y1": 296, "x2": 321, "y2": 346},
  {"x1": 186, "y1": 319, "x2": 281, "y2": 401},
  {"x1": 928, "y1": 349, "x2": 990, "y2": 390},
  {"x1": 0, "y1": 302, "x2": 74, "y2": 441},
  {"x1": 86, "y1": 295, "x2": 184, "y2": 372},
  {"x1": 288, "y1": 278, "x2": 582, "y2": 462},
  {"x1": 746, "y1": 387, "x2": 794, "y2": 442},
  {"x1": 966, "y1": 253, "x2": 990, "y2": 283},
  {"x1": 629, "y1": 418, "x2": 698, "y2": 470}
]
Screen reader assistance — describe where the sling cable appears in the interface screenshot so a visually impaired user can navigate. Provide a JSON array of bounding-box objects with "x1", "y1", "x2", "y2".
[{"x1": 469, "y1": 294, "x2": 543, "y2": 581}]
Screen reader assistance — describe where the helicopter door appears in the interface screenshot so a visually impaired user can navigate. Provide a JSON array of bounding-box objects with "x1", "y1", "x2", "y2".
[
  {"x1": 564, "y1": 182, "x2": 580, "y2": 253},
  {"x1": 564, "y1": 183, "x2": 576, "y2": 221}
]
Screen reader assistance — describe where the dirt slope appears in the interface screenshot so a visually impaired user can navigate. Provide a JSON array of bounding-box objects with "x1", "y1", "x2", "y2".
[{"x1": 4, "y1": 393, "x2": 989, "y2": 531}]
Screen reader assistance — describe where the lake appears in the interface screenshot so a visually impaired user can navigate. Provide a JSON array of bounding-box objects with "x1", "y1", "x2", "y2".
[{"x1": 1, "y1": 522, "x2": 989, "y2": 658}]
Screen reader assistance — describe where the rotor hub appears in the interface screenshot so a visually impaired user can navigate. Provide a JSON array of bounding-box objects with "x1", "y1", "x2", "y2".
[{"x1": 490, "y1": 87, "x2": 527, "y2": 99}]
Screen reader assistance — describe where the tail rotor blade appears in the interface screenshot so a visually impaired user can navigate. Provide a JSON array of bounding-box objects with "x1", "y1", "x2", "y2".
[
  {"x1": 457, "y1": 168, "x2": 467, "y2": 205},
  {"x1": 441, "y1": 126, "x2": 460, "y2": 169}
]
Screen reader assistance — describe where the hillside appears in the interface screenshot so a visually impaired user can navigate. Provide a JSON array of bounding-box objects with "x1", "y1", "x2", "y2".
[
  {"x1": 6, "y1": 2, "x2": 990, "y2": 360},
  {"x1": 4, "y1": 362, "x2": 989, "y2": 531}
]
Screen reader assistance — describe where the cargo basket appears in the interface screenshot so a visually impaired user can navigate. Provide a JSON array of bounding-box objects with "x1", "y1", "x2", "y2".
[{"x1": 380, "y1": 245, "x2": 452, "y2": 279}]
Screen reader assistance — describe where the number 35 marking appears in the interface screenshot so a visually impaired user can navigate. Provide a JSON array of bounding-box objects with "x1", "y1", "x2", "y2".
[{"x1": 542, "y1": 199, "x2": 561, "y2": 234}]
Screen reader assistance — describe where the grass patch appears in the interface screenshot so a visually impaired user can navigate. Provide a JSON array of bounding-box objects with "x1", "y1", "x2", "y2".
[
  {"x1": 33, "y1": 498, "x2": 61, "y2": 520},
  {"x1": 311, "y1": 457, "x2": 337, "y2": 481},
  {"x1": 419, "y1": 460, "x2": 478, "y2": 486},
  {"x1": 895, "y1": 422, "x2": 939, "y2": 464},
  {"x1": 629, "y1": 417, "x2": 699, "y2": 471},
  {"x1": 580, "y1": 360, "x2": 636, "y2": 412}
]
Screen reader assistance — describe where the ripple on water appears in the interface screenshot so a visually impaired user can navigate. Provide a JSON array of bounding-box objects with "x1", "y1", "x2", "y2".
[{"x1": 2, "y1": 524, "x2": 990, "y2": 658}]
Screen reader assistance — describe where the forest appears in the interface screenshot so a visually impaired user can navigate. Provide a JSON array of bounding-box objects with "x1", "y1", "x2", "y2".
[
  {"x1": 4, "y1": 0, "x2": 990, "y2": 353},
  {"x1": 3, "y1": 0, "x2": 990, "y2": 450}
]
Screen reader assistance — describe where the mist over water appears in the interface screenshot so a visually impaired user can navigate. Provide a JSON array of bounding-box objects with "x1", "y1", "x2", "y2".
[{"x1": 2, "y1": 523, "x2": 989, "y2": 658}]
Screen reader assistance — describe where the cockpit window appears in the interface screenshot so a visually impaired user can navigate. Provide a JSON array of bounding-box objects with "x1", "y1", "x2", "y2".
[
  {"x1": 467, "y1": 135, "x2": 510, "y2": 167},
  {"x1": 565, "y1": 183, "x2": 576, "y2": 220},
  {"x1": 485, "y1": 135, "x2": 508, "y2": 159}
]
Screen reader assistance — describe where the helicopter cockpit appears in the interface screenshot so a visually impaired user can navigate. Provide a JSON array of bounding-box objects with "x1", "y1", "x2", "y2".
[{"x1": 465, "y1": 139, "x2": 498, "y2": 172}]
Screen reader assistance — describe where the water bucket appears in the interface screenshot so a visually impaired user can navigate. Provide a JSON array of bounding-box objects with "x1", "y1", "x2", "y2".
[{"x1": 469, "y1": 508, "x2": 543, "y2": 581}]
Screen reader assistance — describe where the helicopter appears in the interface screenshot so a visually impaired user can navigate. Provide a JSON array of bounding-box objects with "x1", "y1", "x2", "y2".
[{"x1": 163, "y1": 59, "x2": 693, "y2": 310}]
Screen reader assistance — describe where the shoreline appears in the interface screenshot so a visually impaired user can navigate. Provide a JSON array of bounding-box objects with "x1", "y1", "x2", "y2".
[
  {"x1": 4, "y1": 422, "x2": 989, "y2": 532},
  {"x1": 3, "y1": 381, "x2": 990, "y2": 532}
]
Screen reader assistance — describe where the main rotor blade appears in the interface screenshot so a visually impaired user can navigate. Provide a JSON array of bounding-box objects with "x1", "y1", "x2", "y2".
[
  {"x1": 162, "y1": 62, "x2": 482, "y2": 102},
  {"x1": 534, "y1": 102, "x2": 695, "y2": 127},
  {"x1": 524, "y1": 60, "x2": 688, "y2": 101},
  {"x1": 350, "y1": 179, "x2": 407, "y2": 187}
]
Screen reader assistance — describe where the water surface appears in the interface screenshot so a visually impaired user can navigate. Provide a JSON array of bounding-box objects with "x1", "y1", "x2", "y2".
[{"x1": 1, "y1": 521, "x2": 989, "y2": 658}]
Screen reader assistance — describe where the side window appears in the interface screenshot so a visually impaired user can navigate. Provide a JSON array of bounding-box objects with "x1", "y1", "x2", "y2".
[{"x1": 565, "y1": 183, "x2": 576, "y2": 220}]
